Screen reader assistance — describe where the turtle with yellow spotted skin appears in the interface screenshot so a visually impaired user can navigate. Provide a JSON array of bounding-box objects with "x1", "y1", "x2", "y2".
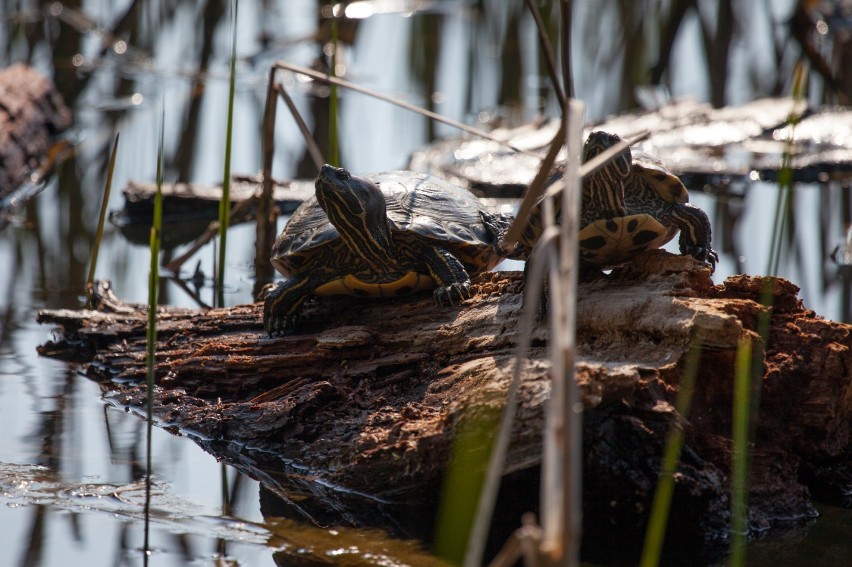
[
  {"x1": 263, "y1": 164, "x2": 511, "y2": 335},
  {"x1": 578, "y1": 130, "x2": 717, "y2": 268},
  {"x1": 509, "y1": 131, "x2": 717, "y2": 271}
]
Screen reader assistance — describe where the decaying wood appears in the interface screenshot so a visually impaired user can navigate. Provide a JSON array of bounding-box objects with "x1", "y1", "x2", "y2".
[
  {"x1": 108, "y1": 175, "x2": 317, "y2": 250},
  {"x1": 37, "y1": 251, "x2": 852, "y2": 563},
  {"x1": 0, "y1": 63, "x2": 72, "y2": 202},
  {"x1": 112, "y1": 175, "x2": 315, "y2": 226},
  {"x1": 409, "y1": 98, "x2": 852, "y2": 195}
]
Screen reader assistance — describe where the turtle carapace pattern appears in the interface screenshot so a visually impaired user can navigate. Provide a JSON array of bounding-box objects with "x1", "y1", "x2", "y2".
[
  {"x1": 263, "y1": 165, "x2": 511, "y2": 335},
  {"x1": 508, "y1": 131, "x2": 718, "y2": 270}
]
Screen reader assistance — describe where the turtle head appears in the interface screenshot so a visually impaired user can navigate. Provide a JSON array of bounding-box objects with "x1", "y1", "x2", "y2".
[
  {"x1": 582, "y1": 131, "x2": 631, "y2": 221},
  {"x1": 583, "y1": 131, "x2": 631, "y2": 179},
  {"x1": 315, "y1": 164, "x2": 395, "y2": 270}
]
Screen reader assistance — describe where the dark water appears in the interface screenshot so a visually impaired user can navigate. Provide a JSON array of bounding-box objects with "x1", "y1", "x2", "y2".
[{"x1": 1, "y1": 1, "x2": 850, "y2": 565}]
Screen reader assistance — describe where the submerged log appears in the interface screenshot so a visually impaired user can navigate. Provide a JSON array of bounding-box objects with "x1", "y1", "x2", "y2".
[{"x1": 37, "y1": 251, "x2": 851, "y2": 564}]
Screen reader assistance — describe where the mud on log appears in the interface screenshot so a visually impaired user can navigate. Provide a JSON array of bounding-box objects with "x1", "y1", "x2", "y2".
[{"x1": 37, "y1": 250, "x2": 851, "y2": 563}]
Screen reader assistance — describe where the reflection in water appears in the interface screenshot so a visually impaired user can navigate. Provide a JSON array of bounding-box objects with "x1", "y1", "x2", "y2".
[{"x1": 2, "y1": 0, "x2": 852, "y2": 565}]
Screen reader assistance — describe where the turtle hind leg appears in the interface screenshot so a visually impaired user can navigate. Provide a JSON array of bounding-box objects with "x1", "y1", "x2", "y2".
[{"x1": 262, "y1": 273, "x2": 325, "y2": 336}]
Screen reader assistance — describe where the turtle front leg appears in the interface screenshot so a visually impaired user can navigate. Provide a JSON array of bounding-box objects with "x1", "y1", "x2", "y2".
[
  {"x1": 421, "y1": 245, "x2": 472, "y2": 306},
  {"x1": 669, "y1": 203, "x2": 719, "y2": 271},
  {"x1": 263, "y1": 273, "x2": 325, "y2": 336}
]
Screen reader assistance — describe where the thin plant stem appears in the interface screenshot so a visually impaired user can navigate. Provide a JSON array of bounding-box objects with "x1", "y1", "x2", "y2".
[
  {"x1": 524, "y1": 0, "x2": 566, "y2": 109},
  {"x1": 276, "y1": 83, "x2": 326, "y2": 170},
  {"x1": 729, "y1": 336, "x2": 753, "y2": 566},
  {"x1": 560, "y1": 0, "x2": 573, "y2": 98},
  {"x1": 216, "y1": 0, "x2": 239, "y2": 306},
  {"x1": 144, "y1": 106, "x2": 166, "y2": 565},
  {"x1": 729, "y1": 279, "x2": 776, "y2": 564},
  {"x1": 767, "y1": 60, "x2": 807, "y2": 276},
  {"x1": 547, "y1": 98, "x2": 584, "y2": 567},
  {"x1": 256, "y1": 68, "x2": 278, "y2": 293},
  {"x1": 536, "y1": 100, "x2": 584, "y2": 566},
  {"x1": 466, "y1": 102, "x2": 585, "y2": 567},
  {"x1": 86, "y1": 132, "x2": 119, "y2": 303},
  {"x1": 500, "y1": 130, "x2": 649, "y2": 251},
  {"x1": 271, "y1": 61, "x2": 542, "y2": 158},
  {"x1": 464, "y1": 225, "x2": 560, "y2": 567},
  {"x1": 463, "y1": 107, "x2": 571, "y2": 566},
  {"x1": 435, "y1": 404, "x2": 501, "y2": 564},
  {"x1": 329, "y1": 13, "x2": 340, "y2": 166},
  {"x1": 499, "y1": 120, "x2": 565, "y2": 249},
  {"x1": 639, "y1": 330, "x2": 705, "y2": 567}
]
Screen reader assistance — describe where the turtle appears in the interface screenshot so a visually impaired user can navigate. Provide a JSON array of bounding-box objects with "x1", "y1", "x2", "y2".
[
  {"x1": 263, "y1": 164, "x2": 512, "y2": 335},
  {"x1": 507, "y1": 130, "x2": 718, "y2": 271}
]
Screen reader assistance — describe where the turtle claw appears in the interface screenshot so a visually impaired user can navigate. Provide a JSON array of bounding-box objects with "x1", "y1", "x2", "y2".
[
  {"x1": 263, "y1": 303, "x2": 298, "y2": 336},
  {"x1": 682, "y1": 244, "x2": 719, "y2": 273},
  {"x1": 434, "y1": 281, "x2": 471, "y2": 307},
  {"x1": 264, "y1": 314, "x2": 298, "y2": 337},
  {"x1": 262, "y1": 281, "x2": 301, "y2": 336}
]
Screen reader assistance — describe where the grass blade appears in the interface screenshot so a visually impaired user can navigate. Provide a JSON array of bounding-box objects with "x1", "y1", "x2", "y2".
[
  {"x1": 639, "y1": 330, "x2": 704, "y2": 567},
  {"x1": 729, "y1": 336, "x2": 753, "y2": 566},
  {"x1": 144, "y1": 105, "x2": 166, "y2": 564},
  {"x1": 767, "y1": 60, "x2": 807, "y2": 276},
  {"x1": 216, "y1": 0, "x2": 239, "y2": 306},
  {"x1": 86, "y1": 132, "x2": 120, "y2": 303},
  {"x1": 435, "y1": 405, "x2": 501, "y2": 564}
]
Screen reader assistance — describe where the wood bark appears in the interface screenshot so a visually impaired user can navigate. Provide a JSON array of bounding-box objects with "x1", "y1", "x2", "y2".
[
  {"x1": 37, "y1": 250, "x2": 852, "y2": 564},
  {"x1": 0, "y1": 63, "x2": 71, "y2": 198}
]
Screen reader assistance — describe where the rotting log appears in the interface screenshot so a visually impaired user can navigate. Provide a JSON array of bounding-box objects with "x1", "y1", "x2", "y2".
[
  {"x1": 36, "y1": 250, "x2": 852, "y2": 564},
  {"x1": 409, "y1": 98, "x2": 852, "y2": 195},
  {"x1": 113, "y1": 176, "x2": 316, "y2": 224},
  {"x1": 0, "y1": 63, "x2": 72, "y2": 204},
  {"x1": 108, "y1": 176, "x2": 315, "y2": 248}
]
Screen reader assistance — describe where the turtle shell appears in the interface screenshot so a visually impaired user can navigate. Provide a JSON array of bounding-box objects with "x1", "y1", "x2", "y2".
[
  {"x1": 271, "y1": 171, "x2": 503, "y2": 278},
  {"x1": 578, "y1": 136, "x2": 689, "y2": 267}
]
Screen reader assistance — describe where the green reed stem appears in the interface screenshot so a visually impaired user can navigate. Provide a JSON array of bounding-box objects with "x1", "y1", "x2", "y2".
[
  {"x1": 86, "y1": 132, "x2": 120, "y2": 301},
  {"x1": 216, "y1": 0, "x2": 239, "y2": 306},
  {"x1": 729, "y1": 336, "x2": 753, "y2": 566},
  {"x1": 144, "y1": 106, "x2": 166, "y2": 563},
  {"x1": 434, "y1": 405, "x2": 500, "y2": 565},
  {"x1": 329, "y1": 14, "x2": 340, "y2": 166},
  {"x1": 767, "y1": 61, "x2": 807, "y2": 276},
  {"x1": 639, "y1": 330, "x2": 704, "y2": 567}
]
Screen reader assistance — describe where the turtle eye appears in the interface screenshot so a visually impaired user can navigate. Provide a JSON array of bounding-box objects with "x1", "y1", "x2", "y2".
[{"x1": 335, "y1": 168, "x2": 351, "y2": 181}]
